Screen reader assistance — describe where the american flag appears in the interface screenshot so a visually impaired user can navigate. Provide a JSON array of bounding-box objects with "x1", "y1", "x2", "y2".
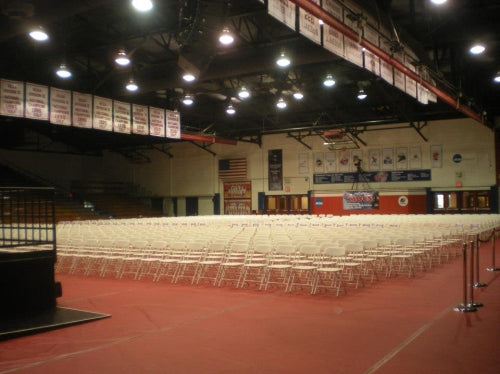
[{"x1": 218, "y1": 158, "x2": 247, "y2": 180}]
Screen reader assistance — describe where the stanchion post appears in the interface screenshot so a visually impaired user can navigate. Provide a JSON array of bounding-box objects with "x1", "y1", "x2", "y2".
[
  {"x1": 487, "y1": 228, "x2": 500, "y2": 272},
  {"x1": 468, "y1": 240, "x2": 483, "y2": 308},
  {"x1": 454, "y1": 242, "x2": 477, "y2": 313},
  {"x1": 474, "y1": 233, "x2": 488, "y2": 288}
]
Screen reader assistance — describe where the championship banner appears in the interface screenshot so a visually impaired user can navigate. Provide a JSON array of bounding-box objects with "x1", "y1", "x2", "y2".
[
  {"x1": 299, "y1": 0, "x2": 321, "y2": 45},
  {"x1": 0, "y1": 79, "x2": 24, "y2": 118},
  {"x1": 49, "y1": 87, "x2": 71, "y2": 126},
  {"x1": 149, "y1": 106, "x2": 165, "y2": 137},
  {"x1": 268, "y1": 0, "x2": 296, "y2": 31},
  {"x1": 404, "y1": 53, "x2": 417, "y2": 99},
  {"x1": 223, "y1": 181, "x2": 252, "y2": 215},
  {"x1": 323, "y1": 0, "x2": 344, "y2": 57},
  {"x1": 25, "y1": 82, "x2": 49, "y2": 120},
  {"x1": 93, "y1": 96, "x2": 113, "y2": 131},
  {"x1": 132, "y1": 104, "x2": 149, "y2": 135},
  {"x1": 268, "y1": 149, "x2": 283, "y2": 191},
  {"x1": 166, "y1": 110, "x2": 181, "y2": 139},
  {"x1": 343, "y1": 190, "x2": 379, "y2": 210},
  {"x1": 72, "y1": 92, "x2": 93, "y2": 128},
  {"x1": 113, "y1": 100, "x2": 131, "y2": 134}
]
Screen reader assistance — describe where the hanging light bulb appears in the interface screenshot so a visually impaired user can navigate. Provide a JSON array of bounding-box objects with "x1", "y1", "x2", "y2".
[
  {"x1": 494, "y1": 72, "x2": 500, "y2": 83},
  {"x1": 430, "y1": 0, "x2": 447, "y2": 5},
  {"x1": 238, "y1": 86, "x2": 250, "y2": 99},
  {"x1": 29, "y1": 27, "x2": 49, "y2": 42},
  {"x1": 323, "y1": 74, "x2": 336, "y2": 87},
  {"x1": 182, "y1": 72, "x2": 196, "y2": 82},
  {"x1": 357, "y1": 89, "x2": 367, "y2": 100},
  {"x1": 276, "y1": 52, "x2": 291, "y2": 67},
  {"x1": 56, "y1": 64, "x2": 72, "y2": 79},
  {"x1": 115, "y1": 50, "x2": 131, "y2": 66},
  {"x1": 293, "y1": 91, "x2": 304, "y2": 100},
  {"x1": 218, "y1": 28, "x2": 234, "y2": 45},
  {"x1": 469, "y1": 43, "x2": 485, "y2": 55},
  {"x1": 182, "y1": 94, "x2": 194, "y2": 106},
  {"x1": 226, "y1": 104, "x2": 236, "y2": 115},
  {"x1": 131, "y1": 0, "x2": 153, "y2": 12},
  {"x1": 276, "y1": 97, "x2": 287, "y2": 109},
  {"x1": 125, "y1": 79, "x2": 139, "y2": 92}
]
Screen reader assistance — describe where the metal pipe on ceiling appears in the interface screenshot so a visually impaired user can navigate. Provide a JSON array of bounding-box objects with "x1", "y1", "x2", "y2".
[{"x1": 288, "y1": 0, "x2": 486, "y2": 126}]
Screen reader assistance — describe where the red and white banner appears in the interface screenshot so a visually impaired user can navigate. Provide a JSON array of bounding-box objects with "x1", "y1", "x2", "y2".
[
  {"x1": 25, "y1": 83, "x2": 49, "y2": 120},
  {"x1": 50, "y1": 87, "x2": 71, "y2": 126},
  {"x1": 113, "y1": 100, "x2": 131, "y2": 134},
  {"x1": 93, "y1": 96, "x2": 113, "y2": 131},
  {"x1": 299, "y1": 0, "x2": 321, "y2": 45},
  {"x1": 72, "y1": 92, "x2": 93, "y2": 128},
  {"x1": 268, "y1": 0, "x2": 296, "y2": 31},
  {"x1": 0, "y1": 79, "x2": 24, "y2": 117},
  {"x1": 132, "y1": 104, "x2": 149, "y2": 135},
  {"x1": 149, "y1": 106, "x2": 165, "y2": 137},
  {"x1": 223, "y1": 181, "x2": 252, "y2": 215},
  {"x1": 166, "y1": 110, "x2": 181, "y2": 139},
  {"x1": 323, "y1": 0, "x2": 344, "y2": 58}
]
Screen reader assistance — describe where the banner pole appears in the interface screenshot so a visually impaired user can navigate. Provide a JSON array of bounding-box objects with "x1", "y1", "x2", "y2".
[
  {"x1": 487, "y1": 228, "x2": 500, "y2": 272},
  {"x1": 454, "y1": 242, "x2": 476, "y2": 313},
  {"x1": 473, "y1": 233, "x2": 488, "y2": 288},
  {"x1": 468, "y1": 240, "x2": 483, "y2": 308}
]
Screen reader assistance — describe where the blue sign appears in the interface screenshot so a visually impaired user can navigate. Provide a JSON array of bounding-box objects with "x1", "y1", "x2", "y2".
[
  {"x1": 315, "y1": 198, "x2": 323, "y2": 207},
  {"x1": 313, "y1": 169, "x2": 431, "y2": 184}
]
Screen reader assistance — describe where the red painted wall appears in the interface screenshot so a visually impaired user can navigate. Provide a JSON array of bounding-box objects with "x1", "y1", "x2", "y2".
[{"x1": 310, "y1": 194, "x2": 427, "y2": 215}]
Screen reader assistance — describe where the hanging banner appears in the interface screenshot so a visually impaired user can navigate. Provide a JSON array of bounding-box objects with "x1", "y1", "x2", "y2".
[
  {"x1": 299, "y1": 0, "x2": 321, "y2": 45},
  {"x1": 25, "y1": 83, "x2": 49, "y2": 120},
  {"x1": 268, "y1": 149, "x2": 283, "y2": 191},
  {"x1": 0, "y1": 79, "x2": 24, "y2": 117},
  {"x1": 113, "y1": 100, "x2": 131, "y2": 134},
  {"x1": 379, "y1": 28, "x2": 394, "y2": 85},
  {"x1": 343, "y1": 190, "x2": 379, "y2": 210},
  {"x1": 314, "y1": 169, "x2": 431, "y2": 184},
  {"x1": 322, "y1": 0, "x2": 344, "y2": 57},
  {"x1": 132, "y1": 104, "x2": 149, "y2": 135},
  {"x1": 393, "y1": 50, "x2": 406, "y2": 93},
  {"x1": 72, "y1": 92, "x2": 93, "y2": 128},
  {"x1": 224, "y1": 181, "x2": 252, "y2": 215},
  {"x1": 49, "y1": 87, "x2": 71, "y2": 126},
  {"x1": 149, "y1": 106, "x2": 165, "y2": 137},
  {"x1": 93, "y1": 96, "x2": 113, "y2": 131},
  {"x1": 344, "y1": 39, "x2": 363, "y2": 67},
  {"x1": 404, "y1": 52, "x2": 418, "y2": 99},
  {"x1": 166, "y1": 110, "x2": 181, "y2": 139},
  {"x1": 268, "y1": 0, "x2": 296, "y2": 31}
]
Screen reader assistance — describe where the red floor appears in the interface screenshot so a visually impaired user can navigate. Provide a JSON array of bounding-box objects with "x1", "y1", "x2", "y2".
[{"x1": 1, "y1": 243, "x2": 499, "y2": 374}]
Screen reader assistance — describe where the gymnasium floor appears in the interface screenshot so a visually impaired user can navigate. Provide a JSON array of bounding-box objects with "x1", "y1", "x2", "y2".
[{"x1": 1, "y1": 242, "x2": 499, "y2": 374}]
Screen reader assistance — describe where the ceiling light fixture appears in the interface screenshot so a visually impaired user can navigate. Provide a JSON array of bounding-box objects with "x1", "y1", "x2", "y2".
[
  {"x1": 276, "y1": 52, "x2": 291, "y2": 67},
  {"x1": 226, "y1": 104, "x2": 236, "y2": 115},
  {"x1": 56, "y1": 64, "x2": 72, "y2": 79},
  {"x1": 357, "y1": 89, "x2": 367, "y2": 100},
  {"x1": 293, "y1": 91, "x2": 304, "y2": 100},
  {"x1": 323, "y1": 74, "x2": 336, "y2": 87},
  {"x1": 218, "y1": 28, "x2": 234, "y2": 45},
  {"x1": 182, "y1": 95, "x2": 194, "y2": 106},
  {"x1": 182, "y1": 72, "x2": 196, "y2": 82},
  {"x1": 125, "y1": 79, "x2": 139, "y2": 92},
  {"x1": 115, "y1": 50, "x2": 131, "y2": 66},
  {"x1": 29, "y1": 27, "x2": 49, "y2": 42},
  {"x1": 238, "y1": 86, "x2": 250, "y2": 99},
  {"x1": 430, "y1": 0, "x2": 447, "y2": 5},
  {"x1": 469, "y1": 44, "x2": 485, "y2": 55},
  {"x1": 494, "y1": 72, "x2": 500, "y2": 83},
  {"x1": 276, "y1": 97, "x2": 287, "y2": 109},
  {"x1": 131, "y1": 0, "x2": 153, "y2": 12}
]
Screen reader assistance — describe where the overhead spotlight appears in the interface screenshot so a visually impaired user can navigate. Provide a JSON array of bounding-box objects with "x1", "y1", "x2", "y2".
[
  {"x1": 114, "y1": 50, "x2": 130, "y2": 66},
  {"x1": 323, "y1": 74, "x2": 336, "y2": 87},
  {"x1": 318, "y1": 19, "x2": 324, "y2": 25},
  {"x1": 276, "y1": 52, "x2": 291, "y2": 67},
  {"x1": 293, "y1": 91, "x2": 304, "y2": 100},
  {"x1": 56, "y1": 64, "x2": 72, "y2": 79},
  {"x1": 469, "y1": 44, "x2": 485, "y2": 55},
  {"x1": 125, "y1": 79, "x2": 139, "y2": 92},
  {"x1": 182, "y1": 72, "x2": 197, "y2": 82},
  {"x1": 182, "y1": 94, "x2": 194, "y2": 106},
  {"x1": 494, "y1": 72, "x2": 500, "y2": 83},
  {"x1": 226, "y1": 104, "x2": 236, "y2": 115},
  {"x1": 357, "y1": 89, "x2": 367, "y2": 100},
  {"x1": 238, "y1": 86, "x2": 250, "y2": 99},
  {"x1": 218, "y1": 27, "x2": 234, "y2": 45},
  {"x1": 276, "y1": 97, "x2": 287, "y2": 109},
  {"x1": 29, "y1": 27, "x2": 49, "y2": 42},
  {"x1": 131, "y1": 0, "x2": 153, "y2": 12},
  {"x1": 430, "y1": 0, "x2": 447, "y2": 5}
]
